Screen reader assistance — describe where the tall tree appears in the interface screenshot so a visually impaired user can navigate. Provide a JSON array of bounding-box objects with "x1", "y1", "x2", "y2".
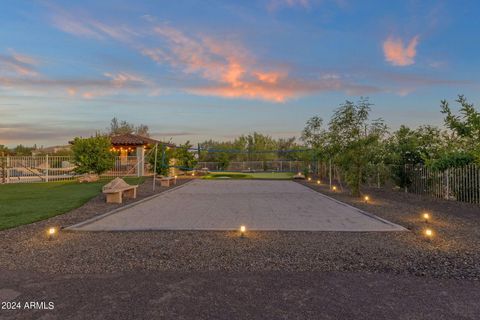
[
  {"x1": 108, "y1": 117, "x2": 150, "y2": 137},
  {"x1": 441, "y1": 95, "x2": 480, "y2": 163},
  {"x1": 327, "y1": 98, "x2": 387, "y2": 195}
]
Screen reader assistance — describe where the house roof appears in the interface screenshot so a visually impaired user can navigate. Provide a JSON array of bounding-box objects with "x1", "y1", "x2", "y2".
[{"x1": 110, "y1": 133, "x2": 175, "y2": 147}]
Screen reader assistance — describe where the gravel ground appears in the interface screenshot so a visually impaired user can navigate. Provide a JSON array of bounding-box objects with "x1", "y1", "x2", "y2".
[
  {"x1": 1, "y1": 270, "x2": 479, "y2": 320},
  {"x1": 0, "y1": 178, "x2": 479, "y2": 280},
  {"x1": 1, "y1": 178, "x2": 480, "y2": 319}
]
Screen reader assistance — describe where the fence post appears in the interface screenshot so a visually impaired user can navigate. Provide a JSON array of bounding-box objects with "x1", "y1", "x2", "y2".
[
  {"x1": 404, "y1": 164, "x2": 408, "y2": 193},
  {"x1": 1, "y1": 156, "x2": 4, "y2": 184},
  {"x1": 329, "y1": 158, "x2": 332, "y2": 189},
  {"x1": 6, "y1": 156, "x2": 9, "y2": 183},
  {"x1": 377, "y1": 166, "x2": 380, "y2": 188},
  {"x1": 445, "y1": 168, "x2": 449, "y2": 200},
  {"x1": 45, "y1": 154, "x2": 49, "y2": 182}
]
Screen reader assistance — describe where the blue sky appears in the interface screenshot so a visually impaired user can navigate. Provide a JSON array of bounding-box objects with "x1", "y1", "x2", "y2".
[{"x1": 0, "y1": 0, "x2": 479, "y2": 147}]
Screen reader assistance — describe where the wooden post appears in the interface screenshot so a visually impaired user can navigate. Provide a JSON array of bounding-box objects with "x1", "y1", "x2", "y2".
[
  {"x1": 152, "y1": 143, "x2": 158, "y2": 191},
  {"x1": 136, "y1": 146, "x2": 145, "y2": 177}
]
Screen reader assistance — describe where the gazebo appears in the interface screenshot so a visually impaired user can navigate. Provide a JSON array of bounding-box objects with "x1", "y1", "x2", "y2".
[{"x1": 110, "y1": 133, "x2": 175, "y2": 176}]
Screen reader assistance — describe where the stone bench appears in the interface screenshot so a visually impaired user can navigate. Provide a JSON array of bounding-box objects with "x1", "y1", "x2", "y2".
[
  {"x1": 293, "y1": 173, "x2": 306, "y2": 179},
  {"x1": 102, "y1": 177, "x2": 138, "y2": 204},
  {"x1": 158, "y1": 176, "x2": 177, "y2": 187}
]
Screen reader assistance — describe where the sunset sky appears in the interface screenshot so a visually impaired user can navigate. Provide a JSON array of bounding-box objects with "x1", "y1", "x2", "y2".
[{"x1": 1, "y1": 0, "x2": 479, "y2": 147}]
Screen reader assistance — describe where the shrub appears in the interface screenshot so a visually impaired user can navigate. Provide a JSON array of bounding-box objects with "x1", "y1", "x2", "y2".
[
  {"x1": 148, "y1": 144, "x2": 173, "y2": 176},
  {"x1": 71, "y1": 135, "x2": 114, "y2": 175}
]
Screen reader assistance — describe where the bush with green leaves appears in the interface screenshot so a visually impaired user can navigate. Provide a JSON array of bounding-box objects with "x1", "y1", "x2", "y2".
[
  {"x1": 174, "y1": 141, "x2": 197, "y2": 170},
  {"x1": 71, "y1": 135, "x2": 114, "y2": 175},
  {"x1": 148, "y1": 144, "x2": 173, "y2": 176}
]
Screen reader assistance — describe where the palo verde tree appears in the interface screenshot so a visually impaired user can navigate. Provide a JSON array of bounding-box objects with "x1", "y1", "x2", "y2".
[
  {"x1": 71, "y1": 134, "x2": 114, "y2": 175},
  {"x1": 327, "y1": 98, "x2": 387, "y2": 196}
]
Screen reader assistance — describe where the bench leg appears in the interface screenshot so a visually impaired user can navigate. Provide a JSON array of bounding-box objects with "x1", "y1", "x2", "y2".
[
  {"x1": 106, "y1": 192, "x2": 122, "y2": 204},
  {"x1": 161, "y1": 181, "x2": 171, "y2": 187},
  {"x1": 124, "y1": 188, "x2": 137, "y2": 199}
]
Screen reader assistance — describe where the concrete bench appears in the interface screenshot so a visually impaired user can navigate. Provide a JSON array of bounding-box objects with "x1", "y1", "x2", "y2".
[
  {"x1": 293, "y1": 173, "x2": 306, "y2": 179},
  {"x1": 158, "y1": 176, "x2": 177, "y2": 187},
  {"x1": 102, "y1": 178, "x2": 138, "y2": 204}
]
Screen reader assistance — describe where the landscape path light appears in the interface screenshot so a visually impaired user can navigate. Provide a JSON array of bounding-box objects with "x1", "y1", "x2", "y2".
[
  {"x1": 424, "y1": 228, "x2": 434, "y2": 240},
  {"x1": 47, "y1": 227, "x2": 57, "y2": 240},
  {"x1": 423, "y1": 212, "x2": 431, "y2": 223},
  {"x1": 364, "y1": 195, "x2": 370, "y2": 203},
  {"x1": 240, "y1": 225, "x2": 246, "y2": 237}
]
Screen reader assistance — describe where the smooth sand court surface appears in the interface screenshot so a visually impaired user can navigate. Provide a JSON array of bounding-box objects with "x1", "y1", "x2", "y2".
[{"x1": 68, "y1": 180, "x2": 406, "y2": 232}]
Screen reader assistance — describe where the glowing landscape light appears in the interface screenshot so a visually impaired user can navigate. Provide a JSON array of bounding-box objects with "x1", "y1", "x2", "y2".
[
  {"x1": 317, "y1": 180, "x2": 321, "y2": 184},
  {"x1": 424, "y1": 228, "x2": 433, "y2": 238},
  {"x1": 364, "y1": 195, "x2": 370, "y2": 203},
  {"x1": 47, "y1": 227, "x2": 57, "y2": 240},
  {"x1": 240, "y1": 225, "x2": 246, "y2": 237},
  {"x1": 307, "y1": 177, "x2": 312, "y2": 181},
  {"x1": 423, "y1": 212, "x2": 430, "y2": 223},
  {"x1": 332, "y1": 186, "x2": 337, "y2": 192}
]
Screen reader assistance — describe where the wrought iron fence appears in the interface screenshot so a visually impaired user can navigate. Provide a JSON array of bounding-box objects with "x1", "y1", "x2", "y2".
[
  {"x1": 405, "y1": 164, "x2": 480, "y2": 204},
  {"x1": 195, "y1": 161, "x2": 309, "y2": 172},
  {"x1": 0, "y1": 156, "x2": 150, "y2": 184},
  {"x1": 308, "y1": 160, "x2": 480, "y2": 205}
]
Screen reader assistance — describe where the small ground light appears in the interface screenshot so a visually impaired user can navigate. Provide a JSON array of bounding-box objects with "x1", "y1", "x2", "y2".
[
  {"x1": 47, "y1": 227, "x2": 57, "y2": 240},
  {"x1": 423, "y1": 212, "x2": 430, "y2": 223},
  {"x1": 332, "y1": 186, "x2": 337, "y2": 192},
  {"x1": 364, "y1": 195, "x2": 370, "y2": 203},
  {"x1": 307, "y1": 177, "x2": 311, "y2": 181},
  {"x1": 317, "y1": 180, "x2": 321, "y2": 184},
  {"x1": 240, "y1": 225, "x2": 246, "y2": 237},
  {"x1": 424, "y1": 228, "x2": 434, "y2": 240}
]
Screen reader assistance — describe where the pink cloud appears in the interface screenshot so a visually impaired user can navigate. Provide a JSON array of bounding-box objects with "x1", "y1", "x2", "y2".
[
  {"x1": 254, "y1": 71, "x2": 285, "y2": 84},
  {"x1": 0, "y1": 51, "x2": 38, "y2": 76},
  {"x1": 140, "y1": 25, "x2": 382, "y2": 102},
  {"x1": 0, "y1": 71, "x2": 154, "y2": 99},
  {"x1": 383, "y1": 35, "x2": 419, "y2": 66}
]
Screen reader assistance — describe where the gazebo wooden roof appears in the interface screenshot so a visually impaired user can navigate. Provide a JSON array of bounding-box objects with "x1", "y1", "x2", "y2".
[{"x1": 110, "y1": 133, "x2": 175, "y2": 148}]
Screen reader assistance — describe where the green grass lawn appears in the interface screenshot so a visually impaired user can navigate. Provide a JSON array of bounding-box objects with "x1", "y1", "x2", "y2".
[
  {"x1": 0, "y1": 177, "x2": 144, "y2": 231},
  {"x1": 203, "y1": 171, "x2": 295, "y2": 180}
]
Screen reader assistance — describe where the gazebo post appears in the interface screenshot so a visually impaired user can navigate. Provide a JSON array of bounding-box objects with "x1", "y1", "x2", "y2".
[{"x1": 136, "y1": 146, "x2": 145, "y2": 177}]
